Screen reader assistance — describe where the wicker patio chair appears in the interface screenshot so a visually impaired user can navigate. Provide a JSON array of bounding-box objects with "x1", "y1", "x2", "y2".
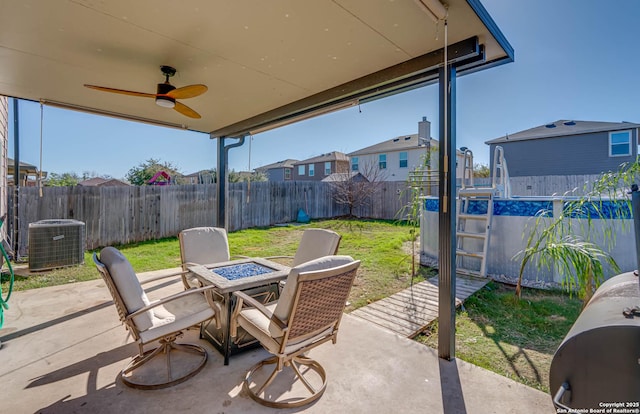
[
  {"x1": 266, "y1": 228, "x2": 341, "y2": 267},
  {"x1": 94, "y1": 246, "x2": 220, "y2": 389},
  {"x1": 179, "y1": 226, "x2": 240, "y2": 289},
  {"x1": 231, "y1": 255, "x2": 360, "y2": 408}
]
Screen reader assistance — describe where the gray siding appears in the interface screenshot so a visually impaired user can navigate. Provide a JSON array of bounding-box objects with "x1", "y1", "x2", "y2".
[
  {"x1": 264, "y1": 167, "x2": 293, "y2": 182},
  {"x1": 266, "y1": 168, "x2": 284, "y2": 181},
  {"x1": 490, "y1": 129, "x2": 638, "y2": 177}
]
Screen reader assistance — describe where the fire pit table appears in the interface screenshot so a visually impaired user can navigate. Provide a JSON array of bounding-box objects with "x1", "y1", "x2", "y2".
[{"x1": 188, "y1": 258, "x2": 289, "y2": 365}]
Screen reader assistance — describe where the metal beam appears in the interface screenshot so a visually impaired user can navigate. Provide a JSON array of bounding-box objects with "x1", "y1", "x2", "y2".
[
  {"x1": 216, "y1": 136, "x2": 245, "y2": 228},
  {"x1": 212, "y1": 37, "x2": 479, "y2": 138},
  {"x1": 12, "y1": 98, "x2": 20, "y2": 260},
  {"x1": 438, "y1": 63, "x2": 457, "y2": 360}
]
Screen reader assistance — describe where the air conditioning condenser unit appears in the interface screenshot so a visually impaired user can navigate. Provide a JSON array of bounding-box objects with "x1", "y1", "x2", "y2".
[{"x1": 28, "y1": 219, "x2": 86, "y2": 271}]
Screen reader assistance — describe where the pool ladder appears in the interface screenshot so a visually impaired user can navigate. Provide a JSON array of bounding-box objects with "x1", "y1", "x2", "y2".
[{"x1": 455, "y1": 148, "x2": 498, "y2": 277}]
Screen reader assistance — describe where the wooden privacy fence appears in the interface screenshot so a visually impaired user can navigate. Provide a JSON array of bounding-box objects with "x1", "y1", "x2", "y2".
[
  {"x1": 6, "y1": 174, "x2": 604, "y2": 256},
  {"x1": 7, "y1": 181, "x2": 413, "y2": 256}
]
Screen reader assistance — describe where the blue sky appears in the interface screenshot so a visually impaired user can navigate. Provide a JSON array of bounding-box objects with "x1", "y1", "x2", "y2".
[{"x1": 8, "y1": 0, "x2": 640, "y2": 180}]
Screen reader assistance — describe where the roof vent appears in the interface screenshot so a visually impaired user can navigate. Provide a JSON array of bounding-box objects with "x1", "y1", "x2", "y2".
[
  {"x1": 563, "y1": 121, "x2": 576, "y2": 126},
  {"x1": 393, "y1": 138, "x2": 399, "y2": 142},
  {"x1": 545, "y1": 123, "x2": 556, "y2": 128},
  {"x1": 404, "y1": 136, "x2": 411, "y2": 140}
]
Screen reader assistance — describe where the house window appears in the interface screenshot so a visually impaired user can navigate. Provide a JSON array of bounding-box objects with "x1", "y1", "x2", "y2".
[
  {"x1": 298, "y1": 165, "x2": 305, "y2": 175},
  {"x1": 324, "y1": 162, "x2": 331, "y2": 175},
  {"x1": 309, "y1": 164, "x2": 315, "y2": 176},
  {"x1": 379, "y1": 154, "x2": 387, "y2": 169},
  {"x1": 284, "y1": 168, "x2": 291, "y2": 180},
  {"x1": 399, "y1": 152, "x2": 408, "y2": 168},
  {"x1": 609, "y1": 130, "x2": 632, "y2": 157},
  {"x1": 351, "y1": 157, "x2": 359, "y2": 171}
]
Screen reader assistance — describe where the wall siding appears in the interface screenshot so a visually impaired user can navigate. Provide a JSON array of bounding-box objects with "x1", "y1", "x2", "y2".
[
  {"x1": 490, "y1": 130, "x2": 637, "y2": 177},
  {"x1": 0, "y1": 96, "x2": 7, "y2": 240}
]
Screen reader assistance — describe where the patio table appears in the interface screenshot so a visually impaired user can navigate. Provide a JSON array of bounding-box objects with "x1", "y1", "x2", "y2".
[{"x1": 188, "y1": 257, "x2": 289, "y2": 365}]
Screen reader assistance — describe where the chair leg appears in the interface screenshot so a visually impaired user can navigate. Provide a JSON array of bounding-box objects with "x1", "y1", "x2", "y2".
[
  {"x1": 244, "y1": 355, "x2": 327, "y2": 408},
  {"x1": 120, "y1": 336, "x2": 208, "y2": 390}
]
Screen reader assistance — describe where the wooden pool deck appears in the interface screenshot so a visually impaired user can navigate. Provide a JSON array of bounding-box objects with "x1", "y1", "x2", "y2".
[{"x1": 350, "y1": 275, "x2": 489, "y2": 338}]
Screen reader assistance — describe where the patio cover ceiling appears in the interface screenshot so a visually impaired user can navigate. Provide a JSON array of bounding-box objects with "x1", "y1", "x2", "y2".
[{"x1": 0, "y1": 0, "x2": 512, "y2": 138}]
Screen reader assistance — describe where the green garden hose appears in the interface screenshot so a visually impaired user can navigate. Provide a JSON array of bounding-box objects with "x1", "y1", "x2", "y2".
[{"x1": 0, "y1": 214, "x2": 14, "y2": 331}]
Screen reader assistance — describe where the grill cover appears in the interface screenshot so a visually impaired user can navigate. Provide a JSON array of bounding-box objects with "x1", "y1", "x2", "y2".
[{"x1": 549, "y1": 271, "x2": 640, "y2": 410}]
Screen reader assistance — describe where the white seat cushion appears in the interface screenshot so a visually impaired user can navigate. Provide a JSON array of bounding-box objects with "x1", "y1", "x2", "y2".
[
  {"x1": 237, "y1": 304, "x2": 332, "y2": 355},
  {"x1": 292, "y1": 229, "x2": 341, "y2": 266},
  {"x1": 271, "y1": 255, "x2": 354, "y2": 337},
  {"x1": 139, "y1": 292, "x2": 215, "y2": 344},
  {"x1": 100, "y1": 247, "x2": 154, "y2": 331},
  {"x1": 180, "y1": 227, "x2": 230, "y2": 265}
]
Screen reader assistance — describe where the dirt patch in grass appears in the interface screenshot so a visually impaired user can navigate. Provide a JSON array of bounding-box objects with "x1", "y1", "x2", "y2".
[{"x1": 415, "y1": 281, "x2": 582, "y2": 392}]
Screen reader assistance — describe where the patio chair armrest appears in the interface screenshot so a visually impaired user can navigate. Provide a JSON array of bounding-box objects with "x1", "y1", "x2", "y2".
[
  {"x1": 126, "y1": 284, "x2": 219, "y2": 320},
  {"x1": 264, "y1": 255, "x2": 294, "y2": 260},
  {"x1": 139, "y1": 269, "x2": 188, "y2": 285},
  {"x1": 232, "y1": 291, "x2": 287, "y2": 331},
  {"x1": 180, "y1": 262, "x2": 204, "y2": 289}
]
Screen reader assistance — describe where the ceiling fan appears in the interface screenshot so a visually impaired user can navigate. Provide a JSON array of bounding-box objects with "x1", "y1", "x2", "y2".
[{"x1": 84, "y1": 65, "x2": 207, "y2": 119}]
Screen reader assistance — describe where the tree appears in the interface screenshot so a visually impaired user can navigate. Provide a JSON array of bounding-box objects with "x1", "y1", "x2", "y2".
[
  {"x1": 329, "y1": 160, "x2": 387, "y2": 217},
  {"x1": 125, "y1": 158, "x2": 185, "y2": 186},
  {"x1": 192, "y1": 169, "x2": 216, "y2": 184},
  {"x1": 228, "y1": 170, "x2": 267, "y2": 183},
  {"x1": 398, "y1": 150, "x2": 433, "y2": 276},
  {"x1": 46, "y1": 172, "x2": 80, "y2": 186},
  {"x1": 81, "y1": 171, "x2": 112, "y2": 180},
  {"x1": 473, "y1": 163, "x2": 491, "y2": 178}
]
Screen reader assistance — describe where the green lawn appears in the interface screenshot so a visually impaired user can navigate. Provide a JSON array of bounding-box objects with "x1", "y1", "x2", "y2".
[
  {"x1": 1, "y1": 219, "x2": 426, "y2": 309},
  {"x1": 415, "y1": 281, "x2": 582, "y2": 392}
]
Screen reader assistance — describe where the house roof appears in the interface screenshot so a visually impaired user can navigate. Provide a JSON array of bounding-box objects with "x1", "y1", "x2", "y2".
[
  {"x1": 8, "y1": 158, "x2": 41, "y2": 175},
  {"x1": 293, "y1": 152, "x2": 349, "y2": 165},
  {"x1": 78, "y1": 177, "x2": 130, "y2": 186},
  {"x1": 347, "y1": 134, "x2": 437, "y2": 156},
  {"x1": 485, "y1": 120, "x2": 640, "y2": 144},
  {"x1": 0, "y1": 0, "x2": 513, "y2": 137},
  {"x1": 322, "y1": 172, "x2": 369, "y2": 182},
  {"x1": 255, "y1": 159, "x2": 299, "y2": 171},
  {"x1": 184, "y1": 169, "x2": 215, "y2": 178}
]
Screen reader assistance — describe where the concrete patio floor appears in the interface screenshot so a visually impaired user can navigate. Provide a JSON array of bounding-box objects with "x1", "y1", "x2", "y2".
[{"x1": 0, "y1": 269, "x2": 555, "y2": 413}]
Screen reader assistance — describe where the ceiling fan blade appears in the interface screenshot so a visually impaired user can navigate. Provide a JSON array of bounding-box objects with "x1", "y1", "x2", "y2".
[
  {"x1": 84, "y1": 84, "x2": 156, "y2": 98},
  {"x1": 174, "y1": 101, "x2": 201, "y2": 119},
  {"x1": 166, "y1": 84, "x2": 207, "y2": 99}
]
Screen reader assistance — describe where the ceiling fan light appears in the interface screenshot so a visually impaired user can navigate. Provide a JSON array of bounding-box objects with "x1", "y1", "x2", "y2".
[{"x1": 155, "y1": 96, "x2": 175, "y2": 108}]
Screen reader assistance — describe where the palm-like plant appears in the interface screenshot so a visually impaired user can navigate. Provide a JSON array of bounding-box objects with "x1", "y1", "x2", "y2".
[{"x1": 516, "y1": 160, "x2": 640, "y2": 303}]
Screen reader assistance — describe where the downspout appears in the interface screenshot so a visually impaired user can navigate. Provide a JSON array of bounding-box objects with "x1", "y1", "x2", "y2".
[
  {"x1": 215, "y1": 136, "x2": 245, "y2": 229},
  {"x1": 12, "y1": 98, "x2": 20, "y2": 260}
]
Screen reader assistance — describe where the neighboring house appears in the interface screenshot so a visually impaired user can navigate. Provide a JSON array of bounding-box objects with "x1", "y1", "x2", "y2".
[
  {"x1": 485, "y1": 120, "x2": 640, "y2": 177},
  {"x1": 293, "y1": 152, "x2": 349, "y2": 181},
  {"x1": 255, "y1": 159, "x2": 298, "y2": 182},
  {"x1": 347, "y1": 117, "x2": 465, "y2": 182},
  {"x1": 7, "y1": 158, "x2": 47, "y2": 186},
  {"x1": 77, "y1": 177, "x2": 130, "y2": 187},
  {"x1": 184, "y1": 169, "x2": 216, "y2": 184},
  {"x1": 348, "y1": 134, "x2": 432, "y2": 182}
]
